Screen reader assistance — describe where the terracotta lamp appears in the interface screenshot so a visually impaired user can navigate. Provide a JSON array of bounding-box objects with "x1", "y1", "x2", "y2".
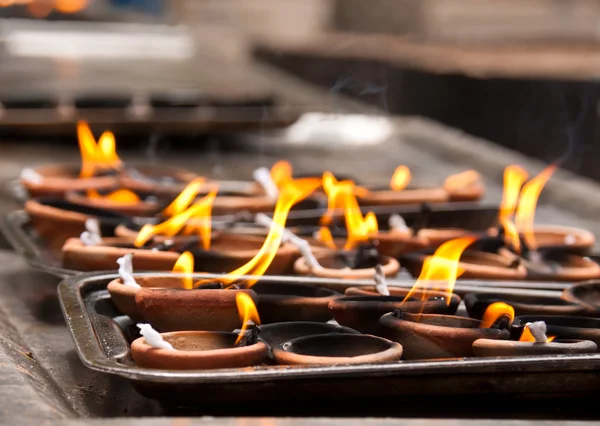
[
  {"x1": 250, "y1": 282, "x2": 342, "y2": 323},
  {"x1": 272, "y1": 333, "x2": 403, "y2": 366},
  {"x1": 118, "y1": 164, "x2": 201, "y2": 198},
  {"x1": 380, "y1": 311, "x2": 509, "y2": 359},
  {"x1": 464, "y1": 292, "x2": 587, "y2": 319},
  {"x1": 489, "y1": 225, "x2": 595, "y2": 256},
  {"x1": 472, "y1": 338, "x2": 597, "y2": 357},
  {"x1": 562, "y1": 280, "x2": 600, "y2": 316},
  {"x1": 358, "y1": 170, "x2": 485, "y2": 207},
  {"x1": 65, "y1": 188, "x2": 165, "y2": 217},
  {"x1": 257, "y1": 321, "x2": 359, "y2": 349},
  {"x1": 131, "y1": 330, "x2": 269, "y2": 370},
  {"x1": 20, "y1": 164, "x2": 117, "y2": 198},
  {"x1": 329, "y1": 293, "x2": 459, "y2": 335},
  {"x1": 402, "y1": 249, "x2": 527, "y2": 281},
  {"x1": 521, "y1": 251, "x2": 600, "y2": 282},
  {"x1": 294, "y1": 244, "x2": 400, "y2": 280},
  {"x1": 514, "y1": 315, "x2": 600, "y2": 347},
  {"x1": 61, "y1": 233, "x2": 299, "y2": 274},
  {"x1": 24, "y1": 197, "x2": 128, "y2": 251}
]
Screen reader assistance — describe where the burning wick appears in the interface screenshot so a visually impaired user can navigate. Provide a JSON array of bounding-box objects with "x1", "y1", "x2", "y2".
[
  {"x1": 522, "y1": 321, "x2": 553, "y2": 343},
  {"x1": 374, "y1": 264, "x2": 390, "y2": 296},
  {"x1": 116, "y1": 253, "x2": 140, "y2": 288},
  {"x1": 80, "y1": 218, "x2": 102, "y2": 246},
  {"x1": 255, "y1": 213, "x2": 322, "y2": 269},
  {"x1": 388, "y1": 214, "x2": 408, "y2": 232},
  {"x1": 20, "y1": 168, "x2": 43, "y2": 184},
  {"x1": 235, "y1": 292, "x2": 261, "y2": 346},
  {"x1": 137, "y1": 324, "x2": 175, "y2": 350},
  {"x1": 253, "y1": 167, "x2": 279, "y2": 201}
]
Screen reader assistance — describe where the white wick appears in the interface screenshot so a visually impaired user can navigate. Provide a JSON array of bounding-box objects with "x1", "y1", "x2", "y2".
[
  {"x1": 525, "y1": 321, "x2": 549, "y2": 343},
  {"x1": 564, "y1": 234, "x2": 576, "y2": 245},
  {"x1": 116, "y1": 253, "x2": 140, "y2": 288},
  {"x1": 20, "y1": 168, "x2": 43, "y2": 184},
  {"x1": 374, "y1": 264, "x2": 390, "y2": 296},
  {"x1": 528, "y1": 250, "x2": 543, "y2": 264},
  {"x1": 388, "y1": 214, "x2": 408, "y2": 232},
  {"x1": 255, "y1": 213, "x2": 322, "y2": 269},
  {"x1": 252, "y1": 167, "x2": 279, "y2": 201},
  {"x1": 137, "y1": 323, "x2": 175, "y2": 350},
  {"x1": 80, "y1": 219, "x2": 102, "y2": 246}
]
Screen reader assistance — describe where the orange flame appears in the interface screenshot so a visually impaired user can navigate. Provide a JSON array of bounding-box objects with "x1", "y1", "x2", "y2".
[
  {"x1": 320, "y1": 172, "x2": 369, "y2": 226},
  {"x1": 444, "y1": 170, "x2": 482, "y2": 192},
  {"x1": 162, "y1": 178, "x2": 207, "y2": 217},
  {"x1": 404, "y1": 236, "x2": 476, "y2": 305},
  {"x1": 316, "y1": 227, "x2": 337, "y2": 250},
  {"x1": 479, "y1": 302, "x2": 515, "y2": 328},
  {"x1": 515, "y1": 164, "x2": 558, "y2": 251},
  {"x1": 134, "y1": 190, "x2": 217, "y2": 249},
  {"x1": 390, "y1": 165, "x2": 411, "y2": 191},
  {"x1": 87, "y1": 188, "x2": 141, "y2": 204},
  {"x1": 499, "y1": 165, "x2": 529, "y2": 253},
  {"x1": 519, "y1": 326, "x2": 556, "y2": 343},
  {"x1": 0, "y1": 0, "x2": 88, "y2": 17},
  {"x1": 172, "y1": 251, "x2": 194, "y2": 290},
  {"x1": 213, "y1": 177, "x2": 321, "y2": 287},
  {"x1": 270, "y1": 160, "x2": 293, "y2": 188},
  {"x1": 77, "y1": 121, "x2": 122, "y2": 179},
  {"x1": 235, "y1": 292, "x2": 261, "y2": 345}
]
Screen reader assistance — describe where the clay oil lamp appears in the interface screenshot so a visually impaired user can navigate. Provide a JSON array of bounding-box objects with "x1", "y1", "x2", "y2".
[
  {"x1": 19, "y1": 121, "x2": 119, "y2": 198},
  {"x1": 258, "y1": 321, "x2": 359, "y2": 349},
  {"x1": 358, "y1": 166, "x2": 485, "y2": 207},
  {"x1": 130, "y1": 295, "x2": 269, "y2": 369},
  {"x1": 330, "y1": 255, "x2": 462, "y2": 335},
  {"x1": 464, "y1": 291, "x2": 586, "y2": 318},
  {"x1": 471, "y1": 303, "x2": 597, "y2": 356},
  {"x1": 108, "y1": 252, "x2": 256, "y2": 329},
  {"x1": 65, "y1": 187, "x2": 165, "y2": 217},
  {"x1": 272, "y1": 333, "x2": 403, "y2": 366},
  {"x1": 515, "y1": 315, "x2": 600, "y2": 347},
  {"x1": 562, "y1": 280, "x2": 600, "y2": 316},
  {"x1": 494, "y1": 164, "x2": 598, "y2": 280},
  {"x1": 250, "y1": 281, "x2": 342, "y2": 323},
  {"x1": 24, "y1": 197, "x2": 129, "y2": 250}
]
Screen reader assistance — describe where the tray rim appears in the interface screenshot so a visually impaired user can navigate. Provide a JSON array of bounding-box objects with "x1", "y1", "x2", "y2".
[{"x1": 58, "y1": 270, "x2": 600, "y2": 386}]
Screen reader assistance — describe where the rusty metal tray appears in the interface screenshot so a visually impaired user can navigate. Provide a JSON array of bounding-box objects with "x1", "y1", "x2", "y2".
[
  {"x1": 1, "y1": 206, "x2": 578, "y2": 292},
  {"x1": 58, "y1": 271, "x2": 600, "y2": 405}
]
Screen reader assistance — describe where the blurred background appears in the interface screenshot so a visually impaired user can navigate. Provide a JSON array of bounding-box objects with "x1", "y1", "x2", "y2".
[{"x1": 1, "y1": 0, "x2": 600, "y2": 182}]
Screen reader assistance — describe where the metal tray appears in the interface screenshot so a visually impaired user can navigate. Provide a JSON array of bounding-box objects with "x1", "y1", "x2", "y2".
[
  {"x1": 1, "y1": 207, "x2": 581, "y2": 291},
  {"x1": 58, "y1": 271, "x2": 600, "y2": 405}
]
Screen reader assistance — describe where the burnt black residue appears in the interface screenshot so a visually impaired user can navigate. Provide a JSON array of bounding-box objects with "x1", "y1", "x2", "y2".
[{"x1": 335, "y1": 241, "x2": 382, "y2": 269}]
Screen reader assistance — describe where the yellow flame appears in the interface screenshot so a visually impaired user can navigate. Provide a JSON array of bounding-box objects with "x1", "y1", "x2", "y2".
[
  {"x1": 316, "y1": 227, "x2": 337, "y2": 250},
  {"x1": 390, "y1": 165, "x2": 411, "y2": 190},
  {"x1": 499, "y1": 165, "x2": 529, "y2": 253},
  {"x1": 86, "y1": 188, "x2": 140, "y2": 204},
  {"x1": 235, "y1": 292, "x2": 261, "y2": 345},
  {"x1": 77, "y1": 121, "x2": 122, "y2": 179},
  {"x1": 404, "y1": 236, "x2": 476, "y2": 305},
  {"x1": 342, "y1": 200, "x2": 378, "y2": 250},
  {"x1": 172, "y1": 251, "x2": 194, "y2": 290},
  {"x1": 515, "y1": 164, "x2": 557, "y2": 251},
  {"x1": 162, "y1": 177, "x2": 207, "y2": 217},
  {"x1": 270, "y1": 160, "x2": 293, "y2": 188},
  {"x1": 444, "y1": 170, "x2": 482, "y2": 192},
  {"x1": 519, "y1": 326, "x2": 555, "y2": 343},
  {"x1": 134, "y1": 190, "x2": 217, "y2": 249},
  {"x1": 320, "y1": 172, "x2": 369, "y2": 226},
  {"x1": 211, "y1": 178, "x2": 321, "y2": 287},
  {"x1": 2, "y1": 0, "x2": 89, "y2": 15},
  {"x1": 479, "y1": 302, "x2": 515, "y2": 328}
]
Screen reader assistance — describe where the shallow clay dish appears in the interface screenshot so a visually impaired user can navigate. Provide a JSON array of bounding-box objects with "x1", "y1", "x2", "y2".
[
  {"x1": 134, "y1": 286, "x2": 256, "y2": 332},
  {"x1": 562, "y1": 280, "x2": 600, "y2": 316},
  {"x1": 529, "y1": 225, "x2": 595, "y2": 255},
  {"x1": 294, "y1": 251, "x2": 400, "y2": 280},
  {"x1": 514, "y1": 315, "x2": 600, "y2": 347},
  {"x1": 358, "y1": 187, "x2": 449, "y2": 207},
  {"x1": 20, "y1": 164, "x2": 117, "y2": 198},
  {"x1": 464, "y1": 292, "x2": 587, "y2": 319},
  {"x1": 25, "y1": 198, "x2": 128, "y2": 251},
  {"x1": 379, "y1": 311, "x2": 509, "y2": 359},
  {"x1": 119, "y1": 165, "x2": 200, "y2": 198},
  {"x1": 61, "y1": 236, "x2": 181, "y2": 271},
  {"x1": 65, "y1": 189, "x2": 163, "y2": 217},
  {"x1": 372, "y1": 229, "x2": 430, "y2": 258},
  {"x1": 472, "y1": 338, "x2": 597, "y2": 357},
  {"x1": 257, "y1": 321, "x2": 359, "y2": 349},
  {"x1": 523, "y1": 254, "x2": 600, "y2": 282},
  {"x1": 272, "y1": 333, "x2": 403, "y2": 365},
  {"x1": 250, "y1": 282, "x2": 341, "y2": 323},
  {"x1": 402, "y1": 250, "x2": 527, "y2": 281},
  {"x1": 131, "y1": 331, "x2": 269, "y2": 370}
]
